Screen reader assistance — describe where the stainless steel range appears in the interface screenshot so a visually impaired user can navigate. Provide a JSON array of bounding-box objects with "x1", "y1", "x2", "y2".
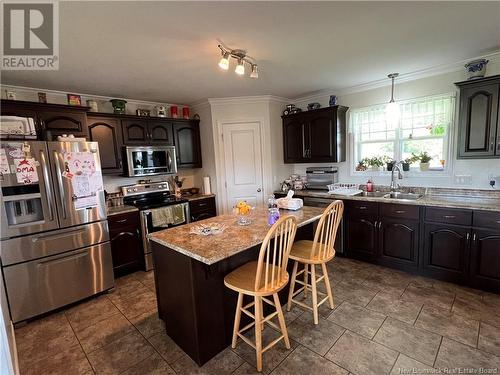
[
  {"x1": 0, "y1": 140, "x2": 113, "y2": 323},
  {"x1": 122, "y1": 182, "x2": 189, "y2": 271}
]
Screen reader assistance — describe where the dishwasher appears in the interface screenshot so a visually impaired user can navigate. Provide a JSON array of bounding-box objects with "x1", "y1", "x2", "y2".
[{"x1": 302, "y1": 196, "x2": 344, "y2": 255}]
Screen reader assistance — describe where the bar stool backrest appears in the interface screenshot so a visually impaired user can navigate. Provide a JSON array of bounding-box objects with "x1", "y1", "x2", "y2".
[
  {"x1": 255, "y1": 215, "x2": 298, "y2": 292},
  {"x1": 310, "y1": 200, "x2": 344, "y2": 261}
]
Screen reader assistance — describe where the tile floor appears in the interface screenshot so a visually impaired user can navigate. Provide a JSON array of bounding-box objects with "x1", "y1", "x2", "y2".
[{"x1": 15, "y1": 257, "x2": 500, "y2": 375}]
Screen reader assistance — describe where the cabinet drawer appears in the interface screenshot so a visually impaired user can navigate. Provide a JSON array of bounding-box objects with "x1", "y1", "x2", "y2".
[
  {"x1": 425, "y1": 207, "x2": 472, "y2": 226},
  {"x1": 473, "y1": 210, "x2": 500, "y2": 229},
  {"x1": 345, "y1": 200, "x2": 378, "y2": 217},
  {"x1": 108, "y1": 211, "x2": 139, "y2": 229},
  {"x1": 380, "y1": 203, "x2": 419, "y2": 220},
  {"x1": 189, "y1": 197, "x2": 216, "y2": 214}
]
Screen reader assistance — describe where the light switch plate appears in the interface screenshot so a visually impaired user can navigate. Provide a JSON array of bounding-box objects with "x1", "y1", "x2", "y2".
[{"x1": 454, "y1": 174, "x2": 472, "y2": 185}]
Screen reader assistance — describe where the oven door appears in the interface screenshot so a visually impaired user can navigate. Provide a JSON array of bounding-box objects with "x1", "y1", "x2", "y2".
[
  {"x1": 140, "y1": 202, "x2": 190, "y2": 270},
  {"x1": 125, "y1": 146, "x2": 177, "y2": 177}
]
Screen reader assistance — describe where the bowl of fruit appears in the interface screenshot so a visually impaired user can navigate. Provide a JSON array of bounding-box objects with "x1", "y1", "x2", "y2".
[{"x1": 234, "y1": 201, "x2": 253, "y2": 226}]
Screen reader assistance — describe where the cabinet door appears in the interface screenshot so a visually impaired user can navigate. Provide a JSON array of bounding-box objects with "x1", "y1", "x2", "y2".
[
  {"x1": 122, "y1": 119, "x2": 149, "y2": 144},
  {"x1": 87, "y1": 117, "x2": 123, "y2": 174},
  {"x1": 38, "y1": 110, "x2": 88, "y2": 139},
  {"x1": 308, "y1": 112, "x2": 336, "y2": 161},
  {"x1": 148, "y1": 121, "x2": 173, "y2": 145},
  {"x1": 379, "y1": 218, "x2": 419, "y2": 268},
  {"x1": 109, "y1": 229, "x2": 142, "y2": 276},
  {"x1": 173, "y1": 121, "x2": 202, "y2": 168},
  {"x1": 423, "y1": 224, "x2": 470, "y2": 282},
  {"x1": 469, "y1": 229, "x2": 500, "y2": 292},
  {"x1": 283, "y1": 117, "x2": 306, "y2": 163},
  {"x1": 346, "y1": 216, "x2": 378, "y2": 262},
  {"x1": 458, "y1": 83, "x2": 499, "y2": 158}
]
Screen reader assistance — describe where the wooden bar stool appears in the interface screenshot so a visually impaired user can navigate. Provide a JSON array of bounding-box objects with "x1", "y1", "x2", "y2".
[
  {"x1": 224, "y1": 215, "x2": 298, "y2": 372},
  {"x1": 286, "y1": 200, "x2": 344, "y2": 324}
]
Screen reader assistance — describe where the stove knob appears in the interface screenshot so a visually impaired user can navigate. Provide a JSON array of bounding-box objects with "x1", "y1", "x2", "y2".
[
  {"x1": 133, "y1": 188, "x2": 138, "y2": 192},
  {"x1": 127, "y1": 188, "x2": 132, "y2": 193}
]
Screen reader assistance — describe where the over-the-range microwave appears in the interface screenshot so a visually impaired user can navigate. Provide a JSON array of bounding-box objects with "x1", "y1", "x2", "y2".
[{"x1": 123, "y1": 146, "x2": 177, "y2": 177}]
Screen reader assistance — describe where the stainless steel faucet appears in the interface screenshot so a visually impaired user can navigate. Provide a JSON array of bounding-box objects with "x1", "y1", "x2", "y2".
[{"x1": 390, "y1": 161, "x2": 403, "y2": 192}]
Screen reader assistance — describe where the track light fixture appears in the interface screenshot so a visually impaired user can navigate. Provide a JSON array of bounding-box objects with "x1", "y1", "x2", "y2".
[{"x1": 217, "y1": 44, "x2": 258, "y2": 78}]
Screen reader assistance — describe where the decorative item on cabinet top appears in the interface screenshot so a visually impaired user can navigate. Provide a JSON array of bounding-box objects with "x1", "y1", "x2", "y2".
[
  {"x1": 464, "y1": 58, "x2": 489, "y2": 80},
  {"x1": 110, "y1": 99, "x2": 127, "y2": 114},
  {"x1": 136, "y1": 109, "x2": 151, "y2": 117}
]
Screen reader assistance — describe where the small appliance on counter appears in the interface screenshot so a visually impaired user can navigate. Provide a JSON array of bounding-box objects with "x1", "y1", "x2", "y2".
[{"x1": 306, "y1": 166, "x2": 338, "y2": 190}]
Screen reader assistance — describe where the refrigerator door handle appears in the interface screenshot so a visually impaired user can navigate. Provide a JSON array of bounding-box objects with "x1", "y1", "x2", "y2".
[
  {"x1": 39, "y1": 149, "x2": 54, "y2": 222},
  {"x1": 53, "y1": 151, "x2": 67, "y2": 219}
]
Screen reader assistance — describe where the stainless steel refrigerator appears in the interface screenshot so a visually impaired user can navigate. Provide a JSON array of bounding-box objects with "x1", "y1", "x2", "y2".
[{"x1": 0, "y1": 140, "x2": 113, "y2": 323}]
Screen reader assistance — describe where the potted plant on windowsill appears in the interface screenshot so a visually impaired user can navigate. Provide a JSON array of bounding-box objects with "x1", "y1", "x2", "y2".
[
  {"x1": 367, "y1": 156, "x2": 384, "y2": 172},
  {"x1": 402, "y1": 154, "x2": 419, "y2": 171},
  {"x1": 385, "y1": 157, "x2": 395, "y2": 171},
  {"x1": 418, "y1": 151, "x2": 432, "y2": 171}
]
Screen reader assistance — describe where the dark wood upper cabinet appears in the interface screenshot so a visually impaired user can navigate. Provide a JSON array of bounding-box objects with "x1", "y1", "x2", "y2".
[
  {"x1": 282, "y1": 106, "x2": 347, "y2": 163},
  {"x1": 469, "y1": 228, "x2": 500, "y2": 291},
  {"x1": 1, "y1": 100, "x2": 89, "y2": 140},
  {"x1": 173, "y1": 120, "x2": 202, "y2": 169},
  {"x1": 148, "y1": 121, "x2": 173, "y2": 145},
  {"x1": 122, "y1": 119, "x2": 149, "y2": 144},
  {"x1": 455, "y1": 75, "x2": 500, "y2": 158},
  {"x1": 87, "y1": 116, "x2": 123, "y2": 174}
]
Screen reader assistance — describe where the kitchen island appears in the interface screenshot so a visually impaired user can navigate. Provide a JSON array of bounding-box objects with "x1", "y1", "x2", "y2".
[{"x1": 149, "y1": 206, "x2": 325, "y2": 366}]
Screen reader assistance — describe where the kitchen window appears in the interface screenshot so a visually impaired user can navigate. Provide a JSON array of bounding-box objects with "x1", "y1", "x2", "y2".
[{"x1": 350, "y1": 93, "x2": 455, "y2": 173}]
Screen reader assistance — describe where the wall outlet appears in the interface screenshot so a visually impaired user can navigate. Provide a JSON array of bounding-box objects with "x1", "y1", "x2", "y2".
[
  {"x1": 454, "y1": 174, "x2": 472, "y2": 185},
  {"x1": 488, "y1": 174, "x2": 500, "y2": 189}
]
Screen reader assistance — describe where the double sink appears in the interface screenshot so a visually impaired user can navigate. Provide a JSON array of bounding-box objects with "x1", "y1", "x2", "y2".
[{"x1": 361, "y1": 191, "x2": 423, "y2": 201}]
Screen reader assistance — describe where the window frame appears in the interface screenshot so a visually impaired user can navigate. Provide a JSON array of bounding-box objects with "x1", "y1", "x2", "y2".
[{"x1": 349, "y1": 93, "x2": 456, "y2": 178}]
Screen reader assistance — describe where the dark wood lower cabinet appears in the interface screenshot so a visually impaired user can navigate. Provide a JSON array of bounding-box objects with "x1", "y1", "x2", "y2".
[
  {"x1": 346, "y1": 216, "x2": 378, "y2": 261},
  {"x1": 469, "y1": 229, "x2": 500, "y2": 291},
  {"x1": 379, "y1": 217, "x2": 419, "y2": 269},
  {"x1": 189, "y1": 196, "x2": 217, "y2": 222},
  {"x1": 422, "y1": 224, "x2": 470, "y2": 283},
  {"x1": 108, "y1": 211, "x2": 143, "y2": 277}
]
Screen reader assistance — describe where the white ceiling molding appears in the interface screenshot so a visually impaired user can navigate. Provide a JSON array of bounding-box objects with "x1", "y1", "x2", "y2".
[
  {"x1": 207, "y1": 95, "x2": 290, "y2": 106},
  {"x1": 292, "y1": 50, "x2": 500, "y2": 103}
]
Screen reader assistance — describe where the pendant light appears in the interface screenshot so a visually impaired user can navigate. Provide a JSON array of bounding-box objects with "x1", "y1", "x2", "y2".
[
  {"x1": 250, "y1": 64, "x2": 258, "y2": 78},
  {"x1": 386, "y1": 73, "x2": 400, "y2": 126}
]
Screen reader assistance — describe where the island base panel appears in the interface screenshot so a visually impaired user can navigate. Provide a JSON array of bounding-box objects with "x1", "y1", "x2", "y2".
[{"x1": 151, "y1": 223, "x2": 314, "y2": 366}]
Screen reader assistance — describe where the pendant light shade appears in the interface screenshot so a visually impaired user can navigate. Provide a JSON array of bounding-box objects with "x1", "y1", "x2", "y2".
[
  {"x1": 217, "y1": 44, "x2": 258, "y2": 78},
  {"x1": 386, "y1": 73, "x2": 400, "y2": 126}
]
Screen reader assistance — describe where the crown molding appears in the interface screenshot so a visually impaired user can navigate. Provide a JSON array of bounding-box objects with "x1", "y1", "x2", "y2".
[
  {"x1": 0, "y1": 84, "x2": 186, "y2": 107},
  {"x1": 207, "y1": 94, "x2": 290, "y2": 106},
  {"x1": 292, "y1": 50, "x2": 500, "y2": 103},
  {"x1": 190, "y1": 99, "x2": 210, "y2": 108}
]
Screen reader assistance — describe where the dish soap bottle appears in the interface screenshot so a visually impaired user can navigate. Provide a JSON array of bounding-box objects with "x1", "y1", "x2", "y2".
[{"x1": 366, "y1": 179, "x2": 374, "y2": 193}]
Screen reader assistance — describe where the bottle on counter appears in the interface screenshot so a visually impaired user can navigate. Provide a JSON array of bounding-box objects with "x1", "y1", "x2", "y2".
[
  {"x1": 267, "y1": 194, "x2": 280, "y2": 225},
  {"x1": 366, "y1": 179, "x2": 374, "y2": 192}
]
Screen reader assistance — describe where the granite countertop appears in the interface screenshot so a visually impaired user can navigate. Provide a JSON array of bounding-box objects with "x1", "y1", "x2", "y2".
[
  {"x1": 106, "y1": 205, "x2": 139, "y2": 217},
  {"x1": 149, "y1": 206, "x2": 324, "y2": 265},
  {"x1": 275, "y1": 188, "x2": 500, "y2": 212},
  {"x1": 182, "y1": 193, "x2": 216, "y2": 202}
]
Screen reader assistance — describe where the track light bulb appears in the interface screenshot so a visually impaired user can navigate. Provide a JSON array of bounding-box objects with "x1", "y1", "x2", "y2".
[
  {"x1": 250, "y1": 64, "x2": 258, "y2": 78},
  {"x1": 218, "y1": 51, "x2": 230, "y2": 70},
  {"x1": 235, "y1": 59, "x2": 245, "y2": 75}
]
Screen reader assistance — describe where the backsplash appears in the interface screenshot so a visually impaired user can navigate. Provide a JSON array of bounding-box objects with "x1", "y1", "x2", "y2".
[{"x1": 103, "y1": 170, "x2": 197, "y2": 193}]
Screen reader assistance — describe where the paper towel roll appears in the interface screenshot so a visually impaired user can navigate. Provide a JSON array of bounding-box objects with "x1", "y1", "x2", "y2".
[{"x1": 203, "y1": 176, "x2": 211, "y2": 195}]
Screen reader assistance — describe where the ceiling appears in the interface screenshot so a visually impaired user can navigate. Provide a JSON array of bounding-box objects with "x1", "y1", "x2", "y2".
[{"x1": 2, "y1": 1, "x2": 499, "y2": 104}]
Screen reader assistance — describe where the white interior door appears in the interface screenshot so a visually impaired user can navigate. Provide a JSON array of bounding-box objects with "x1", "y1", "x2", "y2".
[{"x1": 222, "y1": 121, "x2": 264, "y2": 212}]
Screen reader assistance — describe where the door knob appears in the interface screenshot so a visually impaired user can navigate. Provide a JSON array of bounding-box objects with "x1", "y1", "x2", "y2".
[{"x1": 257, "y1": 188, "x2": 262, "y2": 192}]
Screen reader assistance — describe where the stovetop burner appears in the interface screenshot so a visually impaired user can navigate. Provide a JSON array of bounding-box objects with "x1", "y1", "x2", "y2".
[{"x1": 121, "y1": 181, "x2": 187, "y2": 210}]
